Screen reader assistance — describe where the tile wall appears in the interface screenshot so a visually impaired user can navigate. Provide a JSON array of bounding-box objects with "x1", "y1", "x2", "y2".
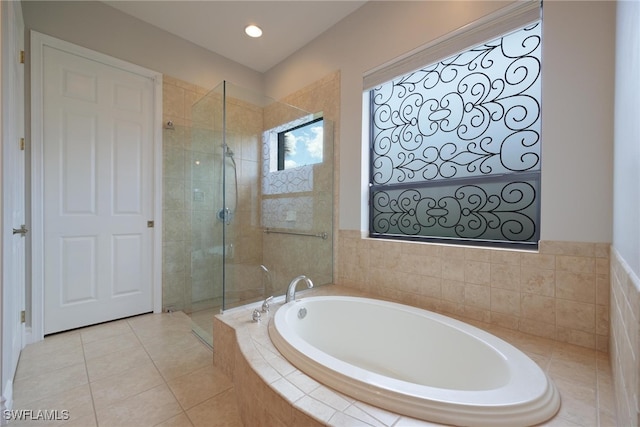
[
  {"x1": 337, "y1": 231, "x2": 610, "y2": 352},
  {"x1": 163, "y1": 75, "x2": 267, "y2": 311},
  {"x1": 162, "y1": 73, "x2": 339, "y2": 311},
  {"x1": 221, "y1": 93, "x2": 266, "y2": 305},
  {"x1": 260, "y1": 71, "x2": 340, "y2": 294},
  {"x1": 610, "y1": 247, "x2": 640, "y2": 425}
]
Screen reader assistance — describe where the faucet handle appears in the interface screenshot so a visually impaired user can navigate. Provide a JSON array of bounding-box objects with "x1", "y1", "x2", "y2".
[
  {"x1": 261, "y1": 296, "x2": 274, "y2": 313},
  {"x1": 252, "y1": 309, "x2": 262, "y2": 322}
]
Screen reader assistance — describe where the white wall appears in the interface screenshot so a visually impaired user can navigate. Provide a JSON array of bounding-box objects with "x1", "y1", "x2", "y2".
[
  {"x1": 265, "y1": 1, "x2": 616, "y2": 244},
  {"x1": 540, "y1": 1, "x2": 615, "y2": 243},
  {"x1": 20, "y1": 1, "x2": 263, "y2": 93},
  {"x1": 613, "y1": 0, "x2": 640, "y2": 276}
]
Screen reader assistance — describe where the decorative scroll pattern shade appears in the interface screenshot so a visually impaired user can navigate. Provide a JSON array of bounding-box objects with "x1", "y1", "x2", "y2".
[{"x1": 369, "y1": 22, "x2": 541, "y2": 245}]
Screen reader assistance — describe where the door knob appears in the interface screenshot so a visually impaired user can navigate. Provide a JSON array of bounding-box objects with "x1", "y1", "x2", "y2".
[{"x1": 12, "y1": 224, "x2": 28, "y2": 236}]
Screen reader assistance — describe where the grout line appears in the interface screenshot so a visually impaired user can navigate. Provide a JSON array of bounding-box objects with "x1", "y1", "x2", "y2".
[
  {"x1": 80, "y1": 328, "x2": 100, "y2": 427},
  {"x1": 85, "y1": 316, "x2": 177, "y2": 426},
  {"x1": 126, "y1": 315, "x2": 197, "y2": 426}
]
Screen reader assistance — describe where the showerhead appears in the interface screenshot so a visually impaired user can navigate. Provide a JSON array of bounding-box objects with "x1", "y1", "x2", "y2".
[
  {"x1": 222, "y1": 144, "x2": 235, "y2": 158},
  {"x1": 223, "y1": 144, "x2": 237, "y2": 170}
]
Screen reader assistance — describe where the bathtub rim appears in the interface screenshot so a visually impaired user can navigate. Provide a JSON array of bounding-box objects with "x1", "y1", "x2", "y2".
[{"x1": 269, "y1": 295, "x2": 561, "y2": 427}]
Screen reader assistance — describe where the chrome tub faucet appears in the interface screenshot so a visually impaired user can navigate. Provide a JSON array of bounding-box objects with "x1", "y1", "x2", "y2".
[{"x1": 285, "y1": 275, "x2": 314, "y2": 303}]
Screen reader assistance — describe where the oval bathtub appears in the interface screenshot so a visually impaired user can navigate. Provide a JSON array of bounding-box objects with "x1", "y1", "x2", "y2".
[{"x1": 268, "y1": 296, "x2": 560, "y2": 427}]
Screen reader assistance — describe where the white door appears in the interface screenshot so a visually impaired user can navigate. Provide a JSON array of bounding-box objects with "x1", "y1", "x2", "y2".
[
  {"x1": 1, "y1": 0, "x2": 25, "y2": 408},
  {"x1": 36, "y1": 34, "x2": 159, "y2": 334}
]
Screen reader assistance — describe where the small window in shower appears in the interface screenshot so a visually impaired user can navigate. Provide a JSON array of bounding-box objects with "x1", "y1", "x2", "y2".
[{"x1": 277, "y1": 117, "x2": 324, "y2": 170}]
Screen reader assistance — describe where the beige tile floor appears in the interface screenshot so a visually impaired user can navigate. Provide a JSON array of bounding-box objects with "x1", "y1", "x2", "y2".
[{"x1": 11, "y1": 311, "x2": 242, "y2": 427}]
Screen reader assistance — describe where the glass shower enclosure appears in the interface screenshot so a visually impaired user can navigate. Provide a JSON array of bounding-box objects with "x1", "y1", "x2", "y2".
[{"x1": 185, "y1": 81, "x2": 334, "y2": 346}]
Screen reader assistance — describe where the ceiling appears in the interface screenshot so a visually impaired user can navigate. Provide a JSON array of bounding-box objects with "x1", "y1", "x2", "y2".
[{"x1": 103, "y1": 1, "x2": 367, "y2": 73}]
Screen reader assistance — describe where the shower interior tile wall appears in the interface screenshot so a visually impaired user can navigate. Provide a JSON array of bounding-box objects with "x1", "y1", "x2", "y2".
[
  {"x1": 162, "y1": 75, "x2": 266, "y2": 311},
  {"x1": 338, "y1": 231, "x2": 611, "y2": 352},
  {"x1": 162, "y1": 73, "x2": 339, "y2": 311},
  {"x1": 163, "y1": 76, "x2": 205, "y2": 312},
  {"x1": 261, "y1": 71, "x2": 340, "y2": 294},
  {"x1": 223, "y1": 95, "x2": 265, "y2": 305}
]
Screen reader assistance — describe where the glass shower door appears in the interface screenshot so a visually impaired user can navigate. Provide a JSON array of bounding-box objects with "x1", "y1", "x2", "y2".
[
  {"x1": 219, "y1": 81, "x2": 269, "y2": 311},
  {"x1": 188, "y1": 82, "x2": 225, "y2": 346},
  {"x1": 186, "y1": 79, "x2": 334, "y2": 346}
]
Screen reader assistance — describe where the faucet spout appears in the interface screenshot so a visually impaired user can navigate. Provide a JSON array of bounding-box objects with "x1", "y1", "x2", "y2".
[{"x1": 285, "y1": 275, "x2": 314, "y2": 303}]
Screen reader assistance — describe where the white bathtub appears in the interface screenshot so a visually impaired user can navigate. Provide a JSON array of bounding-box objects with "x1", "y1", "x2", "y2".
[{"x1": 268, "y1": 296, "x2": 560, "y2": 427}]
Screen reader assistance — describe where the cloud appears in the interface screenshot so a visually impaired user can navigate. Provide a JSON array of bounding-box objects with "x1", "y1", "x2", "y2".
[
  {"x1": 305, "y1": 126, "x2": 323, "y2": 159},
  {"x1": 282, "y1": 123, "x2": 323, "y2": 169},
  {"x1": 284, "y1": 159, "x2": 298, "y2": 168}
]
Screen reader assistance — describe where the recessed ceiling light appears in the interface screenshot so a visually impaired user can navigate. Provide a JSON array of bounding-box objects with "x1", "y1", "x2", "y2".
[{"x1": 245, "y1": 25, "x2": 263, "y2": 38}]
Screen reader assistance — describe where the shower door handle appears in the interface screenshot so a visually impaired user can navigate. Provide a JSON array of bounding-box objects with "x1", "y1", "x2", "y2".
[{"x1": 217, "y1": 208, "x2": 233, "y2": 225}]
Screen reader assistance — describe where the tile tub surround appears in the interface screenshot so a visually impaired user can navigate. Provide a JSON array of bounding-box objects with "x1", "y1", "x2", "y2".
[
  {"x1": 213, "y1": 285, "x2": 616, "y2": 426},
  {"x1": 610, "y1": 247, "x2": 640, "y2": 426},
  {"x1": 337, "y1": 231, "x2": 611, "y2": 352}
]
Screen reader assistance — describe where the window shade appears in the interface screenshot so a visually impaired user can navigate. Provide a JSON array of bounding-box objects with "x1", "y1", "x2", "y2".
[{"x1": 362, "y1": 0, "x2": 542, "y2": 90}]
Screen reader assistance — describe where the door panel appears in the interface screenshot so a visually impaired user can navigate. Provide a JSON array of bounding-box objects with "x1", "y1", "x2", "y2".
[
  {"x1": 42, "y1": 42, "x2": 155, "y2": 334},
  {"x1": 113, "y1": 121, "x2": 143, "y2": 214},
  {"x1": 61, "y1": 111, "x2": 97, "y2": 214},
  {"x1": 112, "y1": 234, "x2": 143, "y2": 295}
]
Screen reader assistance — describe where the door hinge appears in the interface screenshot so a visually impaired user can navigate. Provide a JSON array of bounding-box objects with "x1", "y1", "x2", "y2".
[
  {"x1": 147, "y1": 220, "x2": 154, "y2": 228},
  {"x1": 19, "y1": 50, "x2": 24, "y2": 64},
  {"x1": 19, "y1": 137, "x2": 25, "y2": 151},
  {"x1": 13, "y1": 224, "x2": 28, "y2": 236},
  {"x1": 20, "y1": 310, "x2": 25, "y2": 323}
]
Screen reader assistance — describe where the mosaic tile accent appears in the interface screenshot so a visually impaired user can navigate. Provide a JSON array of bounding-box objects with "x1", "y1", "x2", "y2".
[
  {"x1": 261, "y1": 129, "x2": 314, "y2": 195},
  {"x1": 262, "y1": 197, "x2": 314, "y2": 230}
]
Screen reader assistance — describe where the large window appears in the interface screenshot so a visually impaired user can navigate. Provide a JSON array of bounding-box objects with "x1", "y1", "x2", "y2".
[{"x1": 368, "y1": 21, "x2": 541, "y2": 248}]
